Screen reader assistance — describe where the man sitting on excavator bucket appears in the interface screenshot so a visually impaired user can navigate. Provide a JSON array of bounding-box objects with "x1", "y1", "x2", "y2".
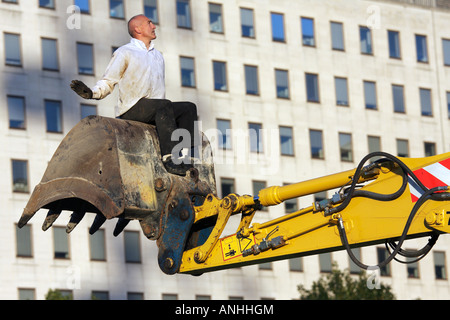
[{"x1": 70, "y1": 14, "x2": 197, "y2": 176}]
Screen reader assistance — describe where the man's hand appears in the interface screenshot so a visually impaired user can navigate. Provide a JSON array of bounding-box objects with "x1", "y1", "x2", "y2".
[{"x1": 70, "y1": 80, "x2": 93, "y2": 99}]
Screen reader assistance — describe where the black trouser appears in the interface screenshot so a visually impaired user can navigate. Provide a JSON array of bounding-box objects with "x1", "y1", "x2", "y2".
[{"x1": 119, "y1": 98, "x2": 198, "y2": 157}]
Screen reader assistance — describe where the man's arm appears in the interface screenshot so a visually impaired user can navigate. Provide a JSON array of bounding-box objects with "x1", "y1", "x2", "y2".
[{"x1": 70, "y1": 50, "x2": 127, "y2": 100}]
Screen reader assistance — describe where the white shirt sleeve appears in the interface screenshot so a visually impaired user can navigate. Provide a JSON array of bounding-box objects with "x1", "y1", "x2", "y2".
[{"x1": 91, "y1": 51, "x2": 128, "y2": 100}]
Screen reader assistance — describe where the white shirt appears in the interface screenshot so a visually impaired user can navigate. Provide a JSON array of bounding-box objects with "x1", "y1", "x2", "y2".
[{"x1": 91, "y1": 38, "x2": 165, "y2": 116}]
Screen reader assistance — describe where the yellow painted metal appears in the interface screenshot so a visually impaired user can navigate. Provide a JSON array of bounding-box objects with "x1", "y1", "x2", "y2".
[{"x1": 179, "y1": 152, "x2": 450, "y2": 275}]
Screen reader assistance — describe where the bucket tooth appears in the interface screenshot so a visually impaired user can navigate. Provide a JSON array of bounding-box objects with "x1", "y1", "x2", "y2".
[
  {"x1": 66, "y1": 210, "x2": 86, "y2": 234},
  {"x1": 42, "y1": 209, "x2": 62, "y2": 231},
  {"x1": 89, "y1": 214, "x2": 107, "y2": 235},
  {"x1": 113, "y1": 217, "x2": 130, "y2": 237}
]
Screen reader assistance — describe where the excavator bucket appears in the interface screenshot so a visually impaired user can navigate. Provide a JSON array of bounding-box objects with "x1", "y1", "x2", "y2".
[{"x1": 18, "y1": 115, "x2": 216, "y2": 274}]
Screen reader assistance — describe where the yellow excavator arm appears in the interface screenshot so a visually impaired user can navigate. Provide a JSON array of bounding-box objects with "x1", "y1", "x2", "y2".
[{"x1": 18, "y1": 116, "x2": 450, "y2": 276}]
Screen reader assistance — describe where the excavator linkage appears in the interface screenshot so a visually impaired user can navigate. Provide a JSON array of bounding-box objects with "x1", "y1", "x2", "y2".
[{"x1": 18, "y1": 115, "x2": 216, "y2": 274}]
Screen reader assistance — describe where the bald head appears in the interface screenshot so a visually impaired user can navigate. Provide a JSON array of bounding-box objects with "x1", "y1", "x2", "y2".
[{"x1": 128, "y1": 14, "x2": 147, "y2": 37}]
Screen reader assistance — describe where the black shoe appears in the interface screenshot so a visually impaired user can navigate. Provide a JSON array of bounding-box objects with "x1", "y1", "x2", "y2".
[{"x1": 163, "y1": 158, "x2": 193, "y2": 176}]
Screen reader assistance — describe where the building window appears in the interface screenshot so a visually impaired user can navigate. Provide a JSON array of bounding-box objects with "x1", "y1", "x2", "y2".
[
  {"x1": 424, "y1": 142, "x2": 436, "y2": 157},
  {"x1": 77, "y1": 42, "x2": 94, "y2": 75},
  {"x1": 279, "y1": 126, "x2": 294, "y2": 156},
  {"x1": 220, "y1": 178, "x2": 235, "y2": 198},
  {"x1": 240, "y1": 8, "x2": 255, "y2": 38},
  {"x1": 434, "y1": 251, "x2": 447, "y2": 280},
  {"x1": 209, "y1": 3, "x2": 223, "y2": 33},
  {"x1": 128, "y1": 292, "x2": 144, "y2": 300},
  {"x1": 397, "y1": 139, "x2": 409, "y2": 158},
  {"x1": 92, "y1": 291, "x2": 109, "y2": 300},
  {"x1": 144, "y1": 0, "x2": 158, "y2": 24},
  {"x1": 16, "y1": 224, "x2": 32, "y2": 257},
  {"x1": 162, "y1": 293, "x2": 178, "y2": 300},
  {"x1": 244, "y1": 65, "x2": 259, "y2": 95},
  {"x1": 415, "y1": 34, "x2": 428, "y2": 63},
  {"x1": 314, "y1": 191, "x2": 327, "y2": 203},
  {"x1": 53, "y1": 227, "x2": 70, "y2": 259},
  {"x1": 45, "y1": 100, "x2": 63, "y2": 133},
  {"x1": 392, "y1": 84, "x2": 405, "y2": 113},
  {"x1": 217, "y1": 119, "x2": 231, "y2": 150},
  {"x1": 252, "y1": 180, "x2": 267, "y2": 211},
  {"x1": 305, "y1": 73, "x2": 319, "y2": 102},
  {"x1": 177, "y1": 0, "x2": 192, "y2": 29},
  {"x1": 420, "y1": 88, "x2": 432, "y2": 116},
  {"x1": 360, "y1": 26, "x2": 372, "y2": 54},
  {"x1": 8, "y1": 96, "x2": 26, "y2": 129},
  {"x1": 275, "y1": 69, "x2": 289, "y2": 99},
  {"x1": 81, "y1": 104, "x2": 97, "y2": 119},
  {"x1": 213, "y1": 61, "x2": 227, "y2": 91},
  {"x1": 180, "y1": 56, "x2": 196, "y2": 87},
  {"x1": 249, "y1": 122, "x2": 263, "y2": 153},
  {"x1": 41, "y1": 38, "x2": 59, "y2": 71},
  {"x1": 75, "y1": 0, "x2": 90, "y2": 14},
  {"x1": 406, "y1": 256, "x2": 420, "y2": 278},
  {"x1": 271, "y1": 12, "x2": 285, "y2": 42},
  {"x1": 388, "y1": 30, "x2": 401, "y2": 59},
  {"x1": 18, "y1": 289, "x2": 35, "y2": 300},
  {"x1": 12, "y1": 160, "x2": 29, "y2": 193},
  {"x1": 319, "y1": 253, "x2": 332, "y2": 273},
  {"x1": 39, "y1": 0, "x2": 55, "y2": 9},
  {"x1": 330, "y1": 22, "x2": 344, "y2": 51},
  {"x1": 309, "y1": 129, "x2": 324, "y2": 159},
  {"x1": 110, "y1": 0, "x2": 124, "y2": 19},
  {"x1": 4, "y1": 33, "x2": 21, "y2": 66},
  {"x1": 289, "y1": 257, "x2": 303, "y2": 272},
  {"x1": 444, "y1": 39, "x2": 450, "y2": 66},
  {"x1": 301, "y1": 17, "x2": 315, "y2": 46},
  {"x1": 339, "y1": 132, "x2": 353, "y2": 162},
  {"x1": 89, "y1": 229, "x2": 106, "y2": 261},
  {"x1": 377, "y1": 247, "x2": 391, "y2": 276},
  {"x1": 368, "y1": 135, "x2": 381, "y2": 162},
  {"x1": 259, "y1": 262, "x2": 272, "y2": 270},
  {"x1": 363, "y1": 80, "x2": 377, "y2": 110},
  {"x1": 335, "y1": 77, "x2": 349, "y2": 106},
  {"x1": 124, "y1": 231, "x2": 141, "y2": 263}
]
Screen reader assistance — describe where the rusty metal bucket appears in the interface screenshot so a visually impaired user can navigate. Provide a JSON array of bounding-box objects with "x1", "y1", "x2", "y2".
[{"x1": 18, "y1": 115, "x2": 216, "y2": 274}]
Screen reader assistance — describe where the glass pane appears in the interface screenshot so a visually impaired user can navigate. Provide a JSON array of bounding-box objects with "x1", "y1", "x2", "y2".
[
  {"x1": 12, "y1": 160, "x2": 28, "y2": 193},
  {"x1": 213, "y1": 61, "x2": 227, "y2": 91},
  {"x1": 271, "y1": 13, "x2": 285, "y2": 42},
  {"x1": 4, "y1": 33, "x2": 21, "y2": 66},
  {"x1": 45, "y1": 100, "x2": 62, "y2": 133},
  {"x1": 444, "y1": 39, "x2": 450, "y2": 66},
  {"x1": 319, "y1": 253, "x2": 332, "y2": 272},
  {"x1": 397, "y1": 139, "x2": 409, "y2": 157},
  {"x1": 241, "y1": 8, "x2": 254, "y2": 38},
  {"x1": 360, "y1": 26, "x2": 372, "y2": 54},
  {"x1": 177, "y1": 0, "x2": 191, "y2": 28},
  {"x1": 89, "y1": 229, "x2": 105, "y2": 260},
  {"x1": 388, "y1": 31, "x2": 401, "y2": 58},
  {"x1": 364, "y1": 81, "x2": 377, "y2": 109},
  {"x1": 249, "y1": 123, "x2": 263, "y2": 153},
  {"x1": 416, "y1": 35, "x2": 428, "y2": 62},
  {"x1": 306, "y1": 73, "x2": 319, "y2": 102},
  {"x1": 392, "y1": 85, "x2": 405, "y2": 113},
  {"x1": 245, "y1": 65, "x2": 259, "y2": 95},
  {"x1": 8, "y1": 96, "x2": 25, "y2": 129},
  {"x1": 276, "y1": 69, "x2": 289, "y2": 98},
  {"x1": 16, "y1": 224, "x2": 32, "y2": 257},
  {"x1": 209, "y1": 3, "x2": 223, "y2": 33},
  {"x1": 339, "y1": 133, "x2": 353, "y2": 162},
  {"x1": 220, "y1": 178, "x2": 235, "y2": 197},
  {"x1": 110, "y1": 0, "x2": 124, "y2": 18},
  {"x1": 39, "y1": 0, "x2": 54, "y2": 8},
  {"x1": 54, "y1": 227, "x2": 69, "y2": 259},
  {"x1": 75, "y1": 0, "x2": 90, "y2": 13},
  {"x1": 81, "y1": 104, "x2": 97, "y2": 119},
  {"x1": 217, "y1": 119, "x2": 231, "y2": 150},
  {"x1": 420, "y1": 88, "x2": 432, "y2": 116},
  {"x1": 331, "y1": 22, "x2": 344, "y2": 50},
  {"x1": 144, "y1": 0, "x2": 158, "y2": 23},
  {"x1": 335, "y1": 77, "x2": 348, "y2": 106},
  {"x1": 180, "y1": 57, "x2": 195, "y2": 87},
  {"x1": 280, "y1": 126, "x2": 294, "y2": 155},
  {"x1": 310, "y1": 130, "x2": 324, "y2": 159},
  {"x1": 301, "y1": 18, "x2": 315, "y2": 46},
  {"x1": 42, "y1": 38, "x2": 59, "y2": 71},
  {"x1": 77, "y1": 43, "x2": 94, "y2": 74},
  {"x1": 124, "y1": 231, "x2": 141, "y2": 263}
]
